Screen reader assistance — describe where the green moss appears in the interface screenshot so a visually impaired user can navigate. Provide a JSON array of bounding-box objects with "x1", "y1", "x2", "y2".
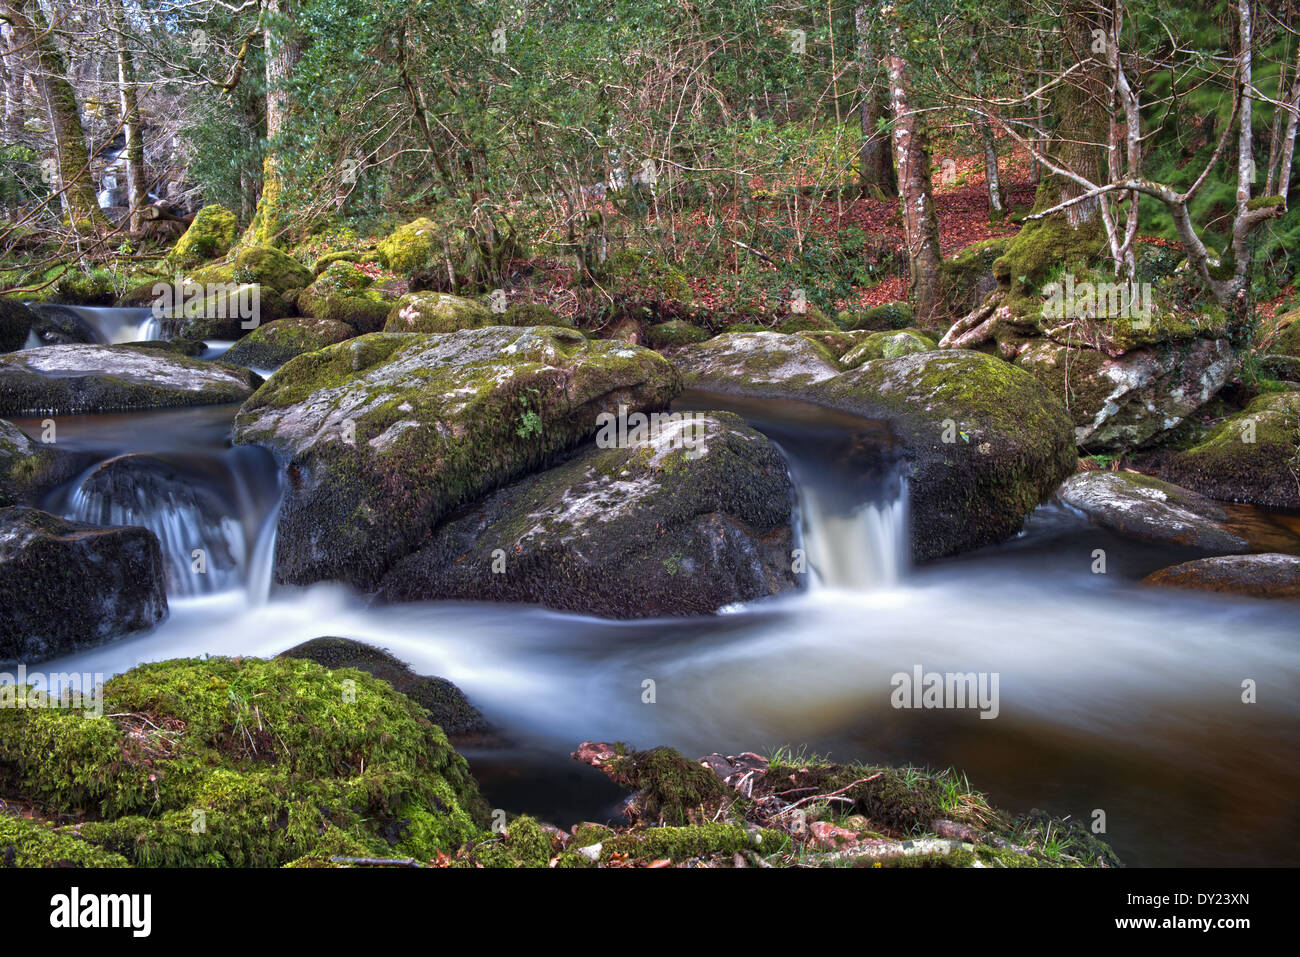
[
  {"x1": 646, "y1": 319, "x2": 709, "y2": 349},
  {"x1": 0, "y1": 657, "x2": 489, "y2": 867},
  {"x1": 600, "y1": 823, "x2": 787, "y2": 863},
  {"x1": 0, "y1": 814, "x2": 129, "y2": 868},
  {"x1": 383, "y1": 292, "x2": 493, "y2": 334},
  {"x1": 502, "y1": 301, "x2": 571, "y2": 328},
  {"x1": 377, "y1": 218, "x2": 439, "y2": 275},
  {"x1": 169, "y1": 205, "x2": 238, "y2": 269},
  {"x1": 993, "y1": 216, "x2": 1105, "y2": 318},
  {"x1": 844, "y1": 301, "x2": 914, "y2": 332},
  {"x1": 777, "y1": 306, "x2": 834, "y2": 334},
  {"x1": 841, "y1": 329, "x2": 936, "y2": 367}
]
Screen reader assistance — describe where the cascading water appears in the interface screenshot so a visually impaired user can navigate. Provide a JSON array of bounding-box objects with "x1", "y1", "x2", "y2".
[
  {"x1": 28, "y1": 303, "x2": 162, "y2": 345},
  {"x1": 798, "y1": 477, "x2": 908, "y2": 589}
]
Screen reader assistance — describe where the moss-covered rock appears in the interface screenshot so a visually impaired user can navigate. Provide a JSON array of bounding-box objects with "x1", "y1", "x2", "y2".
[
  {"x1": 1056, "y1": 470, "x2": 1248, "y2": 552},
  {"x1": 942, "y1": 237, "x2": 1009, "y2": 316},
  {"x1": 232, "y1": 326, "x2": 682, "y2": 589},
  {"x1": 223, "y1": 316, "x2": 356, "y2": 371},
  {"x1": 276, "y1": 637, "x2": 490, "y2": 738},
  {"x1": 1155, "y1": 391, "x2": 1300, "y2": 509},
  {"x1": 0, "y1": 298, "x2": 37, "y2": 352},
  {"x1": 1268, "y1": 310, "x2": 1300, "y2": 358},
  {"x1": 0, "y1": 418, "x2": 80, "y2": 508},
  {"x1": 230, "y1": 245, "x2": 313, "y2": 293},
  {"x1": 0, "y1": 656, "x2": 489, "y2": 866},
  {"x1": 376, "y1": 412, "x2": 798, "y2": 617},
  {"x1": 312, "y1": 250, "x2": 381, "y2": 275},
  {"x1": 169, "y1": 204, "x2": 238, "y2": 269},
  {"x1": 841, "y1": 329, "x2": 937, "y2": 368},
  {"x1": 645, "y1": 319, "x2": 709, "y2": 350},
  {"x1": 0, "y1": 344, "x2": 261, "y2": 416},
  {"x1": 0, "y1": 506, "x2": 167, "y2": 664},
  {"x1": 0, "y1": 814, "x2": 129, "y2": 868},
  {"x1": 1142, "y1": 553, "x2": 1300, "y2": 599},
  {"x1": 502, "y1": 301, "x2": 572, "y2": 328},
  {"x1": 383, "y1": 292, "x2": 493, "y2": 334},
  {"x1": 843, "y1": 301, "x2": 914, "y2": 332},
  {"x1": 776, "y1": 307, "x2": 835, "y2": 334},
  {"x1": 376, "y1": 217, "x2": 439, "y2": 275},
  {"x1": 803, "y1": 351, "x2": 1077, "y2": 562},
  {"x1": 298, "y1": 262, "x2": 394, "y2": 334},
  {"x1": 672, "y1": 332, "x2": 842, "y2": 393}
]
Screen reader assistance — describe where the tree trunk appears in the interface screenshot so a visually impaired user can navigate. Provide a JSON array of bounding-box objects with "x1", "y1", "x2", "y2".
[
  {"x1": 3, "y1": 0, "x2": 104, "y2": 227},
  {"x1": 111, "y1": 0, "x2": 147, "y2": 233},
  {"x1": 1043, "y1": 4, "x2": 1109, "y2": 225},
  {"x1": 241, "y1": 0, "x2": 303, "y2": 246},
  {"x1": 856, "y1": 6, "x2": 895, "y2": 197},
  {"x1": 886, "y1": 20, "x2": 943, "y2": 326}
]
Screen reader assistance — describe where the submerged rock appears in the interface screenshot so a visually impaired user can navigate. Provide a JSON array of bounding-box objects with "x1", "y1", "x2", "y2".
[
  {"x1": 671, "y1": 331, "x2": 842, "y2": 392},
  {"x1": 1154, "y1": 391, "x2": 1300, "y2": 510},
  {"x1": 1056, "y1": 470, "x2": 1248, "y2": 552},
  {"x1": 277, "y1": 637, "x2": 491, "y2": 739},
  {"x1": 232, "y1": 326, "x2": 680, "y2": 589},
  {"x1": 804, "y1": 350, "x2": 1077, "y2": 562},
  {"x1": 0, "y1": 344, "x2": 260, "y2": 416},
  {"x1": 376, "y1": 412, "x2": 797, "y2": 618},
  {"x1": 0, "y1": 506, "x2": 168, "y2": 663},
  {"x1": 223, "y1": 316, "x2": 356, "y2": 370},
  {"x1": 1142, "y1": 553, "x2": 1300, "y2": 599}
]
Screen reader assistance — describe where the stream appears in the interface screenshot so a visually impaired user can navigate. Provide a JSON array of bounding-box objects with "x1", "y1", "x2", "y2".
[{"x1": 13, "y1": 305, "x2": 1300, "y2": 867}]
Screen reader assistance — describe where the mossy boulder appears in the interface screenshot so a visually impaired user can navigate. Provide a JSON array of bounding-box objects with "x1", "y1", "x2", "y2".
[
  {"x1": 0, "y1": 298, "x2": 37, "y2": 352},
  {"x1": 841, "y1": 329, "x2": 937, "y2": 368},
  {"x1": 672, "y1": 332, "x2": 842, "y2": 393},
  {"x1": 1142, "y1": 553, "x2": 1300, "y2": 599},
  {"x1": 169, "y1": 204, "x2": 238, "y2": 269},
  {"x1": 0, "y1": 656, "x2": 489, "y2": 866},
  {"x1": 312, "y1": 250, "x2": 380, "y2": 275},
  {"x1": 0, "y1": 506, "x2": 168, "y2": 664},
  {"x1": 843, "y1": 301, "x2": 914, "y2": 332},
  {"x1": 0, "y1": 345, "x2": 261, "y2": 416},
  {"x1": 1267, "y1": 310, "x2": 1300, "y2": 358},
  {"x1": 276, "y1": 637, "x2": 490, "y2": 738},
  {"x1": 1056, "y1": 470, "x2": 1248, "y2": 552},
  {"x1": 0, "y1": 418, "x2": 80, "y2": 508},
  {"x1": 299, "y1": 262, "x2": 393, "y2": 334},
  {"x1": 645, "y1": 319, "x2": 709, "y2": 350},
  {"x1": 232, "y1": 326, "x2": 682, "y2": 589},
  {"x1": 776, "y1": 307, "x2": 835, "y2": 334},
  {"x1": 376, "y1": 412, "x2": 798, "y2": 618},
  {"x1": 942, "y1": 237, "x2": 1009, "y2": 316},
  {"x1": 1154, "y1": 391, "x2": 1300, "y2": 509},
  {"x1": 229, "y1": 245, "x2": 313, "y2": 293},
  {"x1": 0, "y1": 815, "x2": 129, "y2": 868},
  {"x1": 802, "y1": 351, "x2": 1077, "y2": 562},
  {"x1": 223, "y1": 316, "x2": 356, "y2": 371},
  {"x1": 1014, "y1": 335, "x2": 1236, "y2": 452},
  {"x1": 376, "y1": 217, "x2": 439, "y2": 275},
  {"x1": 383, "y1": 292, "x2": 493, "y2": 334},
  {"x1": 502, "y1": 301, "x2": 572, "y2": 328}
]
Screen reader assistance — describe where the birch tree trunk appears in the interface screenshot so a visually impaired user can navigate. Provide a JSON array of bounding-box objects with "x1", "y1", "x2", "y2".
[{"x1": 110, "y1": 0, "x2": 146, "y2": 232}]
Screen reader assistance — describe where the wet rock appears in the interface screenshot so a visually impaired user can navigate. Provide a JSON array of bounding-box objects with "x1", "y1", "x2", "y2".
[
  {"x1": 232, "y1": 326, "x2": 680, "y2": 589},
  {"x1": 223, "y1": 316, "x2": 355, "y2": 370},
  {"x1": 1153, "y1": 391, "x2": 1300, "y2": 510},
  {"x1": 1056, "y1": 470, "x2": 1249, "y2": 552},
  {"x1": 671, "y1": 331, "x2": 842, "y2": 393},
  {"x1": 0, "y1": 506, "x2": 168, "y2": 664},
  {"x1": 0, "y1": 299, "x2": 38, "y2": 352},
  {"x1": 805, "y1": 350, "x2": 1077, "y2": 562},
  {"x1": 0, "y1": 419, "x2": 79, "y2": 507},
  {"x1": 27, "y1": 304, "x2": 99, "y2": 345},
  {"x1": 375, "y1": 412, "x2": 797, "y2": 618},
  {"x1": 0, "y1": 344, "x2": 261, "y2": 416},
  {"x1": 276, "y1": 636, "x2": 491, "y2": 738},
  {"x1": 1142, "y1": 553, "x2": 1300, "y2": 599}
]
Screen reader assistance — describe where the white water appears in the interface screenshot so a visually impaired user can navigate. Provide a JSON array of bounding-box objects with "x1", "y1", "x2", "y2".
[{"x1": 63, "y1": 305, "x2": 162, "y2": 344}]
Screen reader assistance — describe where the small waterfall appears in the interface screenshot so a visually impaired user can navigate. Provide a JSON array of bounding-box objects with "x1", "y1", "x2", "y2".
[
  {"x1": 799, "y1": 477, "x2": 909, "y2": 589},
  {"x1": 30, "y1": 304, "x2": 163, "y2": 345}
]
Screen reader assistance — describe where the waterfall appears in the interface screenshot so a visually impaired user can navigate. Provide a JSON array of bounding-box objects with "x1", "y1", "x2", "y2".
[
  {"x1": 798, "y1": 476, "x2": 909, "y2": 590},
  {"x1": 75, "y1": 306, "x2": 163, "y2": 344}
]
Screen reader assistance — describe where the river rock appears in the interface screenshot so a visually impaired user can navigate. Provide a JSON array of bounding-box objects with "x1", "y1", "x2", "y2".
[
  {"x1": 0, "y1": 344, "x2": 261, "y2": 416},
  {"x1": 232, "y1": 326, "x2": 681, "y2": 589},
  {"x1": 276, "y1": 637, "x2": 491, "y2": 738},
  {"x1": 376, "y1": 412, "x2": 797, "y2": 617},
  {"x1": 1141, "y1": 553, "x2": 1300, "y2": 599},
  {"x1": 223, "y1": 316, "x2": 356, "y2": 370},
  {"x1": 1154, "y1": 391, "x2": 1300, "y2": 510},
  {"x1": 0, "y1": 506, "x2": 168, "y2": 663},
  {"x1": 671, "y1": 332, "x2": 842, "y2": 392},
  {"x1": 803, "y1": 350, "x2": 1077, "y2": 562},
  {"x1": 382, "y1": 291, "x2": 493, "y2": 334},
  {"x1": 0, "y1": 299, "x2": 37, "y2": 352},
  {"x1": 1055, "y1": 470, "x2": 1249, "y2": 552},
  {"x1": 841, "y1": 329, "x2": 937, "y2": 368},
  {"x1": 0, "y1": 419, "x2": 79, "y2": 507},
  {"x1": 27, "y1": 304, "x2": 99, "y2": 345},
  {"x1": 299, "y1": 262, "x2": 393, "y2": 334}
]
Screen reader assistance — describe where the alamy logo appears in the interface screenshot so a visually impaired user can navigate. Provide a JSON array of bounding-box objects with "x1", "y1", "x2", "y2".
[
  {"x1": 0, "y1": 665, "x2": 103, "y2": 718},
  {"x1": 1041, "y1": 274, "x2": 1152, "y2": 327},
  {"x1": 595, "y1": 405, "x2": 707, "y2": 459},
  {"x1": 151, "y1": 275, "x2": 260, "y2": 329},
  {"x1": 890, "y1": 665, "x2": 1000, "y2": 719},
  {"x1": 49, "y1": 887, "x2": 151, "y2": 937}
]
